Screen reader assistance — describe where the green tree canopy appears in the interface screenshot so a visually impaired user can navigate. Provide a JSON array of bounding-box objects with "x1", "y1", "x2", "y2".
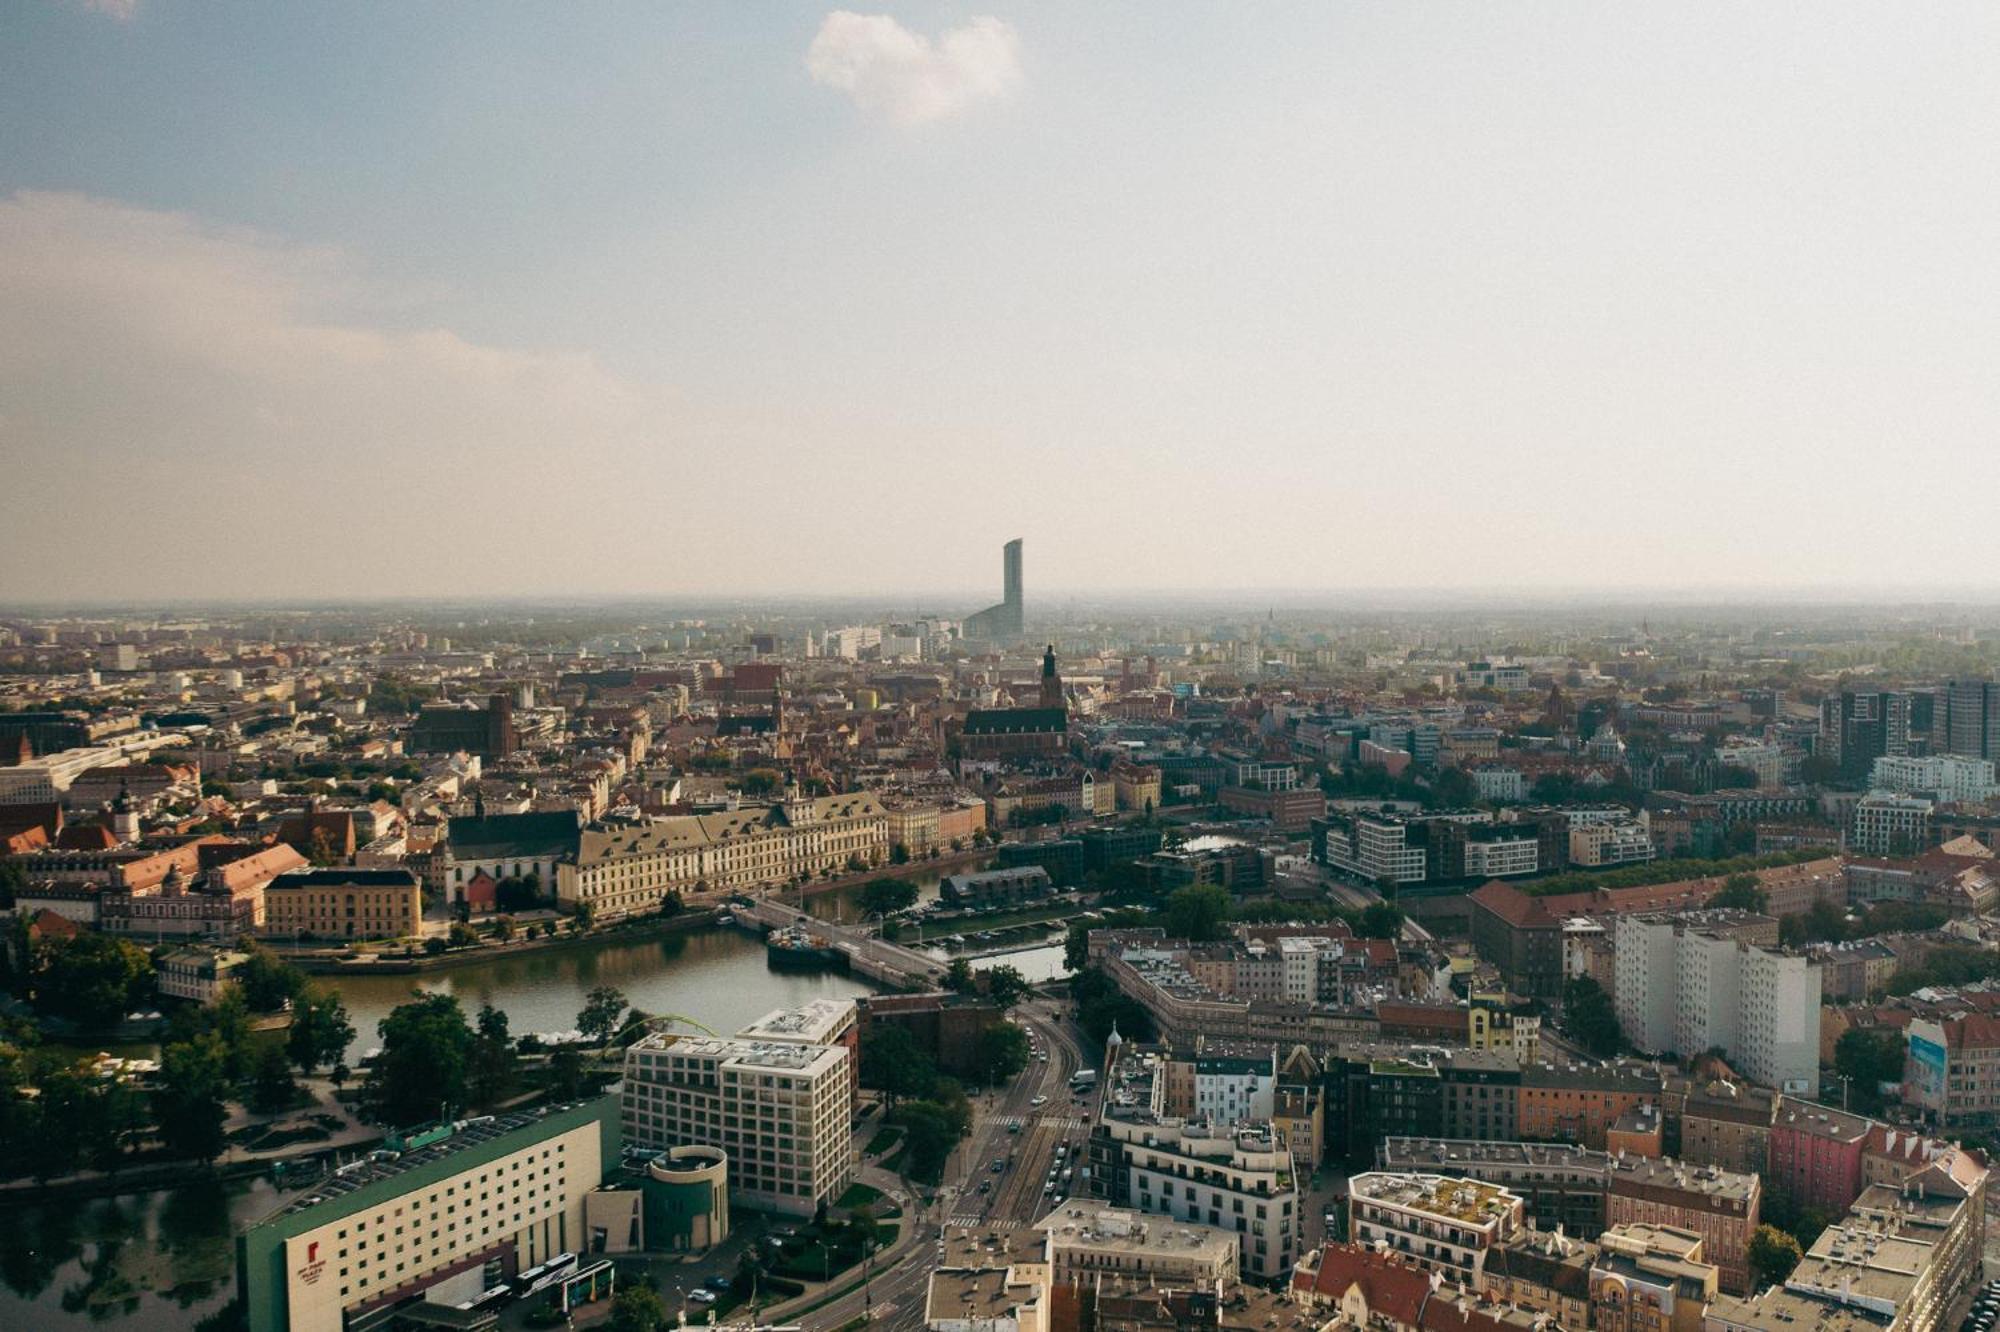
[
  {"x1": 859, "y1": 877, "x2": 918, "y2": 917},
  {"x1": 859, "y1": 1023, "x2": 937, "y2": 1106},
  {"x1": 578, "y1": 986, "x2": 628, "y2": 1060},
  {"x1": 365, "y1": 993, "x2": 474, "y2": 1127},
  {"x1": 1355, "y1": 902, "x2": 1404, "y2": 940},
  {"x1": 1747, "y1": 1225, "x2": 1804, "y2": 1288},
  {"x1": 980, "y1": 964, "x2": 1030, "y2": 1009},
  {"x1": 156, "y1": 1032, "x2": 231, "y2": 1163},
  {"x1": 1164, "y1": 884, "x2": 1232, "y2": 942},
  {"x1": 287, "y1": 984, "x2": 356, "y2": 1075},
  {"x1": 976, "y1": 1022, "x2": 1030, "y2": 1085},
  {"x1": 35, "y1": 934, "x2": 154, "y2": 1028},
  {"x1": 1564, "y1": 976, "x2": 1624, "y2": 1058},
  {"x1": 1707, "y1": 873, "x2": 1767, "y2": 912},
  {"x1": 1834, "y1": 1026, "x2": 1906, "y2": 1114}
]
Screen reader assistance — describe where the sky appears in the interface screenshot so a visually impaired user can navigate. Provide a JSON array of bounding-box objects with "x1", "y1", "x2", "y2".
[{"x1": 3, "y1": 3, "x2": 1998, "y2": 604}]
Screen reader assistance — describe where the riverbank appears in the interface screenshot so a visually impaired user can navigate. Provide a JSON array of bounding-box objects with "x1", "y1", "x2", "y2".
[
  {"x1": 281, "y1": 908, "x2": 719, "y2": 975},
  {"x1": 789, "y1": 846, "x2": 991, "y2": 901}
]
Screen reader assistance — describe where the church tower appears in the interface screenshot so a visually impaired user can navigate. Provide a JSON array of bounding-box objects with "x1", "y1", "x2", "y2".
[{"x1": 1039, "y1": 645, "x2": 1064, "y2": 710}]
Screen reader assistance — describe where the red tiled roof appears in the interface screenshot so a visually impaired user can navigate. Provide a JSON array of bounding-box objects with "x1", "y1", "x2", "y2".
[
  {"x1": 1468, "y1": 880, "x2": 1555, "y2": 929},
  {"x1": 1294, "y1": 1244, "x2": 1433, "y2": 1326}
]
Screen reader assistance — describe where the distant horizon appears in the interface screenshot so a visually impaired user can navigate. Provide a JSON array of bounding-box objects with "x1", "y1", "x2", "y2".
[{"x1": 9, "y1": 580, "x2": 2000, "y2": 619}]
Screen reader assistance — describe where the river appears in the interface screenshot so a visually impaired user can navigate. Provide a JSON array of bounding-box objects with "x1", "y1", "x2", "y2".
[{"x1": 7, "y1": 911, "x2": 1077, "y2": 1330}]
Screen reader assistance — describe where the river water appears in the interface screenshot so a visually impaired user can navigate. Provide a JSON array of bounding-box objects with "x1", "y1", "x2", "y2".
[{"x1": 7, "y1": 900, "x2": 1075, "y2": 1330}]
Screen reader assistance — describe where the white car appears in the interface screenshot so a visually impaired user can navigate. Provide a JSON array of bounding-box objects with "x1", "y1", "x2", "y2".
[
  {"x1": 1031, "y1": 1094, "x2": 1048, "y2": 1106},
  {"x1": 689, "y1": 1290, "x2": 718, "y2": 1305}
]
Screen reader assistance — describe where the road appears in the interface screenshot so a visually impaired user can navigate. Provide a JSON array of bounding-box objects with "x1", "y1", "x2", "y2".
[{"x1": 795, "y1": 998, "x2": 1097, "y2": 1331}]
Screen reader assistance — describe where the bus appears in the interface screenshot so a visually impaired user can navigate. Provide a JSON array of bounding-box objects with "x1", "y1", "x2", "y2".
[
  {"x1": 1069, "y1": 1069, "x2": 1098, "y2": 1091},
  {"x1": 510, "y1": 1253, "x2": 579, "y2": 1297}
]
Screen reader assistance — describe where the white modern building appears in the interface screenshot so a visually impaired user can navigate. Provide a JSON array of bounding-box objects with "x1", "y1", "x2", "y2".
[
  {"x1": 1869, "y1": 756, "x2": 1999, "y2": 807},
  {"x1": 1614, "y1": 913, "x2": 1820, "y2": 1095},
  {"x1": 1852, "y1": 793, "x2": 1935, "y2": 857},
  {"x1": 621, "y1": 1028, "x2": 854, "y2": 1217}
]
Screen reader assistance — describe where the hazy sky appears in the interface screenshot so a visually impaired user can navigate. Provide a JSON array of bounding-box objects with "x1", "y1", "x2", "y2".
[{"x1": 4, "y1": 3, "x2": 1997, "y2": 604}]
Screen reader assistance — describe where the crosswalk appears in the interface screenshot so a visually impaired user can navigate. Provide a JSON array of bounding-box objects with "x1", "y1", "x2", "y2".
[{"x1": 992, "y1": 1114, "x2": 1089, "y2": 1132}]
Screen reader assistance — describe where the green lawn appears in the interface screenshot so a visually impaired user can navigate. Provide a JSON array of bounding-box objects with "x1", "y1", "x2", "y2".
[
  {"x1": 837, "y1": 1181, "x2": 883, "y2": 1209},
  {"x1": 864, "y1": 1126, "x2": 903, "y2": 1156}
]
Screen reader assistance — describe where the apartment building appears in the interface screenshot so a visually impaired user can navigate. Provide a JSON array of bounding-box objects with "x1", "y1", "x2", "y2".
[
  {"x1": 1869, "y1": 755, "x2": 1999, "y2": 806},
  {"x1": 620, "y1": 1029, "x2": 853, "y2": 1217},
  {"x1": 1903, "y1": 1011, "x2": 2000, "y2": 1131},
  {"x1": 1345, "y1": 1172, "x2": 1525, "y2": 1288},
  {"x1": 1853, "y1": 794, "x2": 1935, "y2": 857},
  {"x1": 1589, "y1": 1223, "x2": 1717, "y2": 1332},
  {"x1": 1614, "y1": 911, "x2": 1819, "y2": 1095},
  {"x1": 1706, "y1": 1158, "x2": 1986, "y2": 1332},
  {"x1": 1379, "y1": 1140, "x2": 1609, "y2": 1240},
  {"x1": 237, "y1": 1099, "x2": 615, "y2": 1332},
  {"x1": 1087, "y1": 1049, "x2": 1299, "y2": 1281},
  {"x1": 559, "y1": 792, "x2": 888, "y2": 919},
  {"x1": 1569, "y1": 818, "x2": 1656, "y2": 868},
  {"x1": 1667, "y1": 1077, "x2": 1775, "y2": 1178},
  {"x1": 1603, "y1": 1155, "x2": 1759, "y2": 1296},
  {"x1": 1037, "y1": 1201, "x2": 1239, "y2": 1292},
  {"x1": 1768, "y1": 1099, "x2": 1872, "y2": 1215}
]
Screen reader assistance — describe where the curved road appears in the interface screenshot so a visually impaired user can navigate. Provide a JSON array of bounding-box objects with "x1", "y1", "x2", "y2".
[{"x1": 796, "y1": 998, "x2": 1097, "y2": 1330}]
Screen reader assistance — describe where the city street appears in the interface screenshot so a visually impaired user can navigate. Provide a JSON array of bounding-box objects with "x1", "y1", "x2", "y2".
[{"x1": 789, "y1": 997, "x2": 1096, "y2": 1330}]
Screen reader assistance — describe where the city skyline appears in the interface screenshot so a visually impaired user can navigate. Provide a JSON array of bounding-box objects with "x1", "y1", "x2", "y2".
[{"x1": 4, "y1": 4, "x2": 1998, "y2": 601}]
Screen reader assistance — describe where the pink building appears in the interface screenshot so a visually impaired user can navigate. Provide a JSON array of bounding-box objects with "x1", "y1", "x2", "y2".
[{"x1": 1768, "y1": 1097, "x2": 1871, "y2": 1214}]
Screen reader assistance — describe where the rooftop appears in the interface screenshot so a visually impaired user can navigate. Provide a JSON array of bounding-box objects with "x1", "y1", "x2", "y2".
[{"x1": 1349, "y1": 1171, "x2": 1522, "y2": 1226}]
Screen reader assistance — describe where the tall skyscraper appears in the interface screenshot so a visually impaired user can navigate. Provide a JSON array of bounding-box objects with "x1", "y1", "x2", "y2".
[
  {"x1": 1942, "y1": 679, "x2": 2000, "y2": 760},
  {"x1": 1820, "y1": 688, "x2": 1936, "y2": 780},
  {"x1": 965, "y1": 537, "x2": 1025, "y2": 640}
]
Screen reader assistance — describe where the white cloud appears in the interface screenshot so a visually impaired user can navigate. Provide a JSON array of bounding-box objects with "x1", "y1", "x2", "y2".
[
  {"x1": 78, "y1": 0, "x2": 141, "y2": 20},
  {"x1": 806, "y1": 11, "x2": 1020, "y2": 125},
  {"x1": 0, "y1": 191, "x2": 689, "y2": 598}
]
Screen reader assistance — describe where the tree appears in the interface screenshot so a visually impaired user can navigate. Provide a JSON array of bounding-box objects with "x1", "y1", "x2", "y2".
[
  {"x1": 306, "y1": 828, "x2": 339, "y2": 867},
  {"x1": 943, "y1": 957, "x2": 976, "y2": 994},
  {"x1": 1564, "y1": 976, "x2": 1623, "y2": 1058},
  {"x1": 658, "y1": 890, "x2": 684, "y2": 917},
  {"x1": 447, "y1": 922, "x2": 480, "y2": 949},
  {"x1": 1708, "y1": 874, "x2": 1767, "y2": 913},
  {"x1": 578, "y1": 986, "x2": 628, "y2": 1061},
  {"x1": 34, "y1": 934, "x2": 154, "y2": 1028},
  {"x1": 156, "y1": 1033, "x2": 231, "y2": 1163},
  {"x1": 1747, "y1": 1224, "x2": 1804, "y2": 1288},
  {"x1": 889, "y1": 841, "x2": 911, "y2": 865},
  {"x1": 288, "y1": 984, "x2": 355, "y2": 1074},
  {"x1": 469, "y1": 1003, "x2": 517, "y2": 1107},
  {"x1": 981, "y1": 964, "x2": 1031, "y2": 1010},
  {"x1": 238, "y1": 948, "x2": 305, "y2": 1012},
  {"x1": 1355, "y1": 902, "x2": 1404, "y2": 940},
  {"x1": 859, "y1": 1024, "x2": 937, "y2": 1106},
  {"x1": 546, "y1": 1047, "x2": 588, "y2": 1100},
  {"x1": 249, "y1": 1039, "x2": 299, "y2": 1113},
  {"x1": 892, "y1": 1095, "x2": 969, "y2": 1183},
  {"x1": 1164, "y1": 884, "x2": 1232, "y2": 942},
  {"x1": 609, "y1": 1280, "x2": 667, "y2": 1332},
  {"x1": 1834, "y1": 1027, "x2": 1906, "y2": 1113},
  {"x1": 859, "y1": 877, "x2": 918, "y2": 917},
  {"x1": 365, "y1": 993, "x2": 474, "y2": 1126},
  {"x1": 740, "y1": 768, "x2": 783, "y2": 797},
  {"x1": 492, "y1": 915, "x2": 517, "y2": 943},
  {"x1": 977, "y1": 1022, "x2": 1030, "y2": 1085}
]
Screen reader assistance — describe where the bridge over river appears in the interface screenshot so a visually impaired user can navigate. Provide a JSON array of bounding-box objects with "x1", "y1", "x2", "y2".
[{"x1": 728, "y1": 896, "x2": 948, "y2": 989}]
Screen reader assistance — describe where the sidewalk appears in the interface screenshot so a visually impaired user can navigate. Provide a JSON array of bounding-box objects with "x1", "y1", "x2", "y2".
[{"x1": 757, "y1": 1164, "x2": 927, "y2": 1324}]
